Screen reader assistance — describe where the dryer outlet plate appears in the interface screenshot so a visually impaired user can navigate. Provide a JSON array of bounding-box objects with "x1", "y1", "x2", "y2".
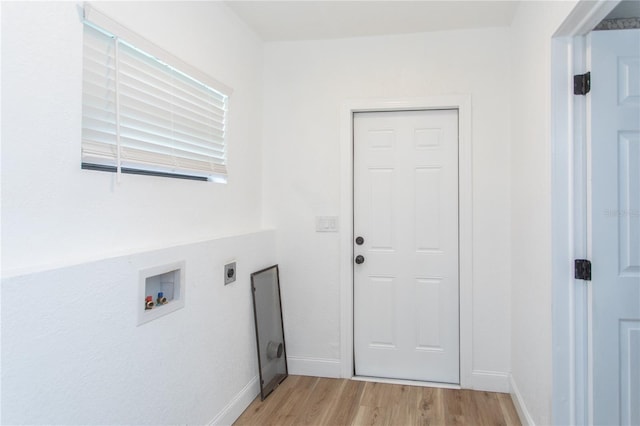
[{"x1": 224, "y1": 262, "x2": 237, "y2": 285}]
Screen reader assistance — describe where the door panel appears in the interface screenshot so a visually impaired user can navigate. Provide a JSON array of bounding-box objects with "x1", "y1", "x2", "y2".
[
  {"x1": 366, "y1": 276, "x2": 396, "y2": 348},
  {"x1": 415, "y1": 167, "x2": 442, "y2": 251},
  {"x1": 415, "y1": 278, "x2": 443, "y2": 350},
  {"x1": 618, "y1": 132, "x2": 639, "y2": 276},
  {"x1": 353, "y1": 109, "x2": 459, "y2": 384},
  {"x1": 589, "y1": 29, "x2": 640, "y2": 426},
  {"x1": 369, "y1": 168, "x2": 394, "y2": 250}
]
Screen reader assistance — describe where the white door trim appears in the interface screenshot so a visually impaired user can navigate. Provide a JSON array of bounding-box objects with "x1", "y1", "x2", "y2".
[
  {"x1": 550, "y1": 1, "x2": 620, "y2": 424},
  {"x1": 339, "y1": 95, "x2": 473, "y2": 388}
]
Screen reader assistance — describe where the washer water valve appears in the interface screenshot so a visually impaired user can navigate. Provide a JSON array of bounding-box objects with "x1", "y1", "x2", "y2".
[
  {"x1": 156, "y1": 292, "x2": 168, "y2": 305},
  {"x1": 145, "y1": 296, "x2": 155, "y2": 310}
]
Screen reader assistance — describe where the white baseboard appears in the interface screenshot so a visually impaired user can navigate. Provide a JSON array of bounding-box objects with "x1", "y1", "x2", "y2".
[
  {"x1": 510, "y1": 374, "x2": 535, "y2": 426},
  {"x1": 209, "y1": 376, "x2": 259, "y2": 426},
  {"x1": 287, "y1": 356, "x2": 342, "y2": 378},
  {"x1": 471, "y1": 370, "x2": 510, "y2": 393}
]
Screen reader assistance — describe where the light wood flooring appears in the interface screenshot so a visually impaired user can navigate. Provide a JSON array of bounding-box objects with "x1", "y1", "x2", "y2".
[{"x1": 234, "y1": 375, "x2": 521, "y2": 426}]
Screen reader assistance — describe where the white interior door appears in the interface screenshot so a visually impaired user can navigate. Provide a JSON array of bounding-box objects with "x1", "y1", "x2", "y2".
[
  {"x1": 588, "y1": 29, "x2": 640, "y2": 426},
  {"x1": 353, "y1": 109, "x2": 459, "y2": 384}
]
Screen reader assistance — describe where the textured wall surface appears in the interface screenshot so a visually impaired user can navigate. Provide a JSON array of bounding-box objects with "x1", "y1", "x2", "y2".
[
  {"x1": 2, "y1": 1, "x2": 593, "y2": 424},
  {"x1": 1, "y1": 231, "x2": 276, "y2": 424},
  {"x1": 1, "y1": 2, "x2": 272, "y2": 424},
  {"x1": 1, "y1": 1, "x2": 264, "y2": 276},
  {"x1": 262, "y1": 27, "x2": 513, "y2": 388}
]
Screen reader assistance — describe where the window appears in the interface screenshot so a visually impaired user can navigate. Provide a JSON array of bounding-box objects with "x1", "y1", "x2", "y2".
[{"x1": 81, "y1": 5, "x2": 231, "y2": 182}]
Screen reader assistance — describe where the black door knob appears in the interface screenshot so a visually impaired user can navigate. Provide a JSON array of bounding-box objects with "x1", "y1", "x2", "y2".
[
  {"x1": 355, "y1": 236, "x2": 364, "y2": 245},
  {"x1": 355, "y1": 255, "x2": 365, "y2": 264}
]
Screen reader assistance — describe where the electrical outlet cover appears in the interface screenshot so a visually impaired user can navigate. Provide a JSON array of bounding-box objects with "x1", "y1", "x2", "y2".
[{"x1": 224, "y1": 262, "x2": 236, "y2": 285}]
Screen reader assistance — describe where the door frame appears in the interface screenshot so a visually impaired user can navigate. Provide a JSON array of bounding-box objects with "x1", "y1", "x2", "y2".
[
  {"x1": 550, "y1": 1, "x2": 620, "y2": 424},
  {"x1": 338, "y1": 95, "x2": 473, "y2": 388}
]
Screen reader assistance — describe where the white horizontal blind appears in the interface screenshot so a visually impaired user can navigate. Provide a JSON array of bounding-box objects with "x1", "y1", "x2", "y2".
[{"x1": 81, "y1": 13, "x2": 229, "y2": 182}]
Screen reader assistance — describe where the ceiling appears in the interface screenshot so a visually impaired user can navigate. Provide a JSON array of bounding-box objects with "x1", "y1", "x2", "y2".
[{"x1": 224, "y1": 1, "x2": 521, "y2": 42}]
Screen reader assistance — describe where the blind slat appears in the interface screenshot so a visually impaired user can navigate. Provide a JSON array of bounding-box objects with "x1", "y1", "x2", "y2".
[
  {"x1": 119, "y1": 42, "x2": 227, "y2": 105},
  {"x1": 119, "y1": 139, "x2": 226, "y2": 166},
  {"x1": 118, "y1": 107, "x2": 225, "y2": 144},
  {"x1": 118, "y1": 92, "x2": 226, "y2": 136},
  {"x1": 118, "y1": 126, "x2": 226, "y2": 159},
  {"x1": 118, "y1": 78, "x2": 226, "y2": 127},
  {"x1": 118, "y1": 71, "x2": 227, "y2": 122},
  {"x1": 119, "y1": 116, "x2": 226, "y2": 152},
  {"x1": 118, "y1": 58, "x2": 227, "y2": 111}
]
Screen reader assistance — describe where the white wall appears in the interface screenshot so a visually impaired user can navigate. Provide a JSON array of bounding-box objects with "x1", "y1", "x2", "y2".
[
  {"x1": 2, "y1": 0, "x2": 591, "y2": 423},
  {"x1": 1, "y1": 1, "x2": 264, "y2": 276},
  {"x1": 1, "y1": 2, "x2": 274, "y2": 424},
  {"x1": 262, "y1": 28, "x2": 513, "y2": 388},
  {"x1": 508, "y1": 1, "x2": 578, "y2": 424},
  {"x1": 2, "y1": 231, "x2": 276, "y2": 425}
]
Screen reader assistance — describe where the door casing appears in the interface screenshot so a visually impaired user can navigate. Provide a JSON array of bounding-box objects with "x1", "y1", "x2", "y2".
[
  {"x1": 339, "y1": 95, "x2": 473, "y2": 388},
  {"x1": 551, "y1": 1, "x2": 621, "y2": 424}
]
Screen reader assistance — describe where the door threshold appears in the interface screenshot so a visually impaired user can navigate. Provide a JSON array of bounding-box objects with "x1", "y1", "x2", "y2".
[{"x1": 351, "y1": 375, "x2": 461, "y2": 390}]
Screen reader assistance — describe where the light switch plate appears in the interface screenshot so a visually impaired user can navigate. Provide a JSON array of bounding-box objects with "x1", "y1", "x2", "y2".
[
  {"x1": 224, "y1": 262, "x2": 236, "y2": 285},
  {"x1": 316, "y1": 216, "x2": 339, "y2": 232}
]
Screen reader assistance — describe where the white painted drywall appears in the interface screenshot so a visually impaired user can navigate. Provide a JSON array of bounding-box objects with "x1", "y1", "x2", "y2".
[
  {"x1": 262, "y1": 28, "x2": 512, "y2": 388},
  {"x1": 1, "y1": 2, "x2": 275, "y2": 424},
  {"x1": 1, "y1": 231, "x2": 276, "y2": 425},
  {"x1": 1, "y1": 0, "x2": 587, "y2": 423},
  {"x1": 508, "y1": 1, "x2": 578, "y2": 424},
  {"x1": 1, "y1": 1, "x2": 264, "y2": 276}
]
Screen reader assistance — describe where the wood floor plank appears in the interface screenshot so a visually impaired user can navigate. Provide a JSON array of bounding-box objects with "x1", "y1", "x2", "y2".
[
  {"x1": 324, "y1": 379, "x2": 365, "y2": 425},
  {"x1": 498, "y1": 393, "x2": 522, "y2": 426},
  {"x1": 389, "y1": 384, "x2": 419, "y2": 425},
  {"x1": 416, "y1": 387, "x2": 445, "y2": 425},
  {"x1": 233, "y1": 376, "x2": 522, "y2": 426},
  {"x1": 443, "y1": 388, "x2": 466, "y2": 425},
  {"x1": 360, "y1": 381, "x2": 390, "y2": 408},
  {"x1": 295, "y1": 377, "x2": 343, "y2": 425},
  {"x1": 471, "y1": 390, "x2": 508, "y2": 426},
  {"x1": 270, "y1": 376, "x2": 319, "y2": 426},
  {"x1": 233, "y1": 375, "x2": 300, "y2": 426},
  {"x1": 352, "y1": 405, "x2": 392, "y2": 426}
]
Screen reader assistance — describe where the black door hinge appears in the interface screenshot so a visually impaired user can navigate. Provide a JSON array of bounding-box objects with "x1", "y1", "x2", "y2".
[
  {"x1": 574, "y1": 72, "x2": 591, "y2": 95},
  {"x1": 575, "y1": 259, "x2": 592, "y2": 281}
]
